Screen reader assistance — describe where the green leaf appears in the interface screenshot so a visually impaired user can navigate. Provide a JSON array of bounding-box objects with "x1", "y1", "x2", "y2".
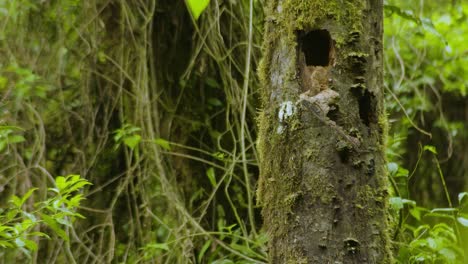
[
  {"x1": 208, "y1": 98, "x2": 223, "y2": 107},
  {"x1": 123, "y1": 134, "x2": 141, "y2": 149},
  {"x1": 56, "y1": 176, "x2": 66, "y2": 191},
  {"x1": 10, "y1": 195, "x2": 22, "y2": 208},
  {"x1": 19, "y1": 219, "x2": 35, "y2": 232},
  {"x1": 0, "y1": 226, "x2": 14, "y2": 233},
  {"x1": 206, "y1": 167, "x2": 216, "y2": 187},
  {"x1": 144, "y1": 243, "x2": 169, "y2": 251},
  {"x1": 22, "y1": 239, "x2": 38, "y2": 251},
  {"x1": 389, "y1": 197, "x2": 415, "y2": 211},
  {"x1": 40, "y1": 213, "x2": 69, "y2": 241},
  {"x1": 14, "y1": 238, "x2": 25, "y2": 248},
  {"x1": 423, "y1": 145, "x2": 437, "y2": 154},
  {"x1": 384, "y1": 5, "x2": 420, "y2": 24},
  {"x1": 153, "y1": 138, "x2": 171, "y2": 151},
  {"x1": 402, "y1": 199, "x2": 416, "y2": 206},
  {"x1": 457, "y1": 217, "x2": 468, "y2": 227},
  {"x1": 6, "y1": 209, "x2": 18, "y2": 220},
  {"x1": 0, "y1": 126, "x2": 24, "y2": 131},
  {"x1": 8, "y1": 135, "x2": 25, "y2": 144},
  {"x1": 409, "y1": 206, "x2": 428, "y2": 221},
  {"x1": 425, "y1": 213, "x2": 455, "y2": 220},
  {"x1": 387, "y1": 162, "x2": 398, "y2": 175},
  {"x1": 212, "y1": 152, "x2": 225, "y2": 161},
  {"x1": 186, "y1": 0, "x2": 210, "y2": 20},
  {"x1": 205, "y1": 77, "x2": 219, "y2": 88},
  {"x1": 197, "y1": 240, "x2": 212, "y2": 263},
  {"x1": 430, "y1": 208, "x2": 458, "y2": 213},
  {"x1": 389, "y1": 197, "x2": 403, "y2": 210},
  {"x1": 63, "y1": 177, "x2": 92, "y2": 194},
  {"x1": 97, "y1": 51, "x2": 106, "y2": 63},
  {"x1": 20, "y1": 188, "x2": 38, "y2": 206},
  {"x1": 439, "y1": 248, "x2": 457, "y2": 261},
  {"x1": 28, "y1": 231, "x2": 50, "y2": 239},
  {"x1": 458, "y1": 192, "x2": 468, "y2": 204},
  {"x1": 0, "y1": 240, "x2": 14, "y2": 248},
  {"x1": 112, "y1": 124, "x2": 141, "y2": 149},
  {"x1": 426, "y1": 237, "x2": 437, "y2": 250},
  {"x1": 396, "y1": 167, "x2": 409, "y2": 178},
  {"x1": 73, "y1": 212, "x2": 86, "y2": 219},
  {"x1": 53, "y1": 174, "x2": 91, "y2": 195},
  {"x1": 47, "y1": 187, "x2": 59, "y2": 194},
  {"x1": 67, "y1": 194, "x2": 85, "y2": 208},
  {"x1": 56, "y1": 217, "x2": 72, "y2": 227}
]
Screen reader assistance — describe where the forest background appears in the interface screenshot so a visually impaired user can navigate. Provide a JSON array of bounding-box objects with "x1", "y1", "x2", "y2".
[{"x1": 0, "y1": 0, "x2": 467, "y2": 263}]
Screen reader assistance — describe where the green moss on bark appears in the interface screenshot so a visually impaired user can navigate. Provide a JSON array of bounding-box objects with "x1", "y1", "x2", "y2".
[{"x1": 257, "y1": 0, "x2": 393, "y2": 263}]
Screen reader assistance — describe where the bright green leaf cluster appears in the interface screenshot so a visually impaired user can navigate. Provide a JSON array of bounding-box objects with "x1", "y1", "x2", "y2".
[
  {"x1": 404, "y1": 224, "x2": 463, "y2": 263},
  {"x1": 113, "y1": 124, "x2": 142, "y2": 150},
  {"x1": 0, "y1": 174, "x2": 91, "y2": 256},
  {"x1": 392, "y1": 193, "x2": 468, "y2": 263}
]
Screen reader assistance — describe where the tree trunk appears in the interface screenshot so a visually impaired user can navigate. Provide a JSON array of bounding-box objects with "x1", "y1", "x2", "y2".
[{"x1": 257, "y1": 0, "x2": 393, "y2": 263}]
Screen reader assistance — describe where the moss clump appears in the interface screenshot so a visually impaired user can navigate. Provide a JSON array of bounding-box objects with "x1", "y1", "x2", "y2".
[{"x1": 280, "y1": 0, "x2": 365, "y2": 46}]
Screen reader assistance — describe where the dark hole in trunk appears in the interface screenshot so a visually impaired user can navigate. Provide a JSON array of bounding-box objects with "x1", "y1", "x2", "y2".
[
  {"x1": 358, "y1": 90, "x2": 373, "y2": 126},
  {"x1": 299, "y1": 29, "x2": 332, "y2": 66}
]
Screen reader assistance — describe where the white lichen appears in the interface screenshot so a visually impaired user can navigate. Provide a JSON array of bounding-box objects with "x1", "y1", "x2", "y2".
[
  {"x1": 277, "y1": 3, "x2": 283, "y2": 13},
  {"x1": 278, "y1": 101, "x2": 295, "y2": 122},
  {"x1": 276, "y1": 124, "x2": 285, "y2": 134}
]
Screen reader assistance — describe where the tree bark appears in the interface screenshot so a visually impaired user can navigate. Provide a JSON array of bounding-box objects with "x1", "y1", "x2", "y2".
[{"x1": 257, "y1": 0, "x2": 393, "y2": 263}]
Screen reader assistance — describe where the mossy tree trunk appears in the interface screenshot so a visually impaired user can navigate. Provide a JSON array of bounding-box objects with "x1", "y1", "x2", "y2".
[{"x1": 257, "y1": 0, "x2": 393, "y2": 263}]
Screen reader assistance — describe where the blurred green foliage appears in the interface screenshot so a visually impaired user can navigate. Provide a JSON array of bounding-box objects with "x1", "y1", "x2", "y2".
[
  {"x1": 0, "y1": 175, "x2": 91, "y2": 257},
  {"x1": 385, "y1": 0, "x2": 468, "y2": 262}
]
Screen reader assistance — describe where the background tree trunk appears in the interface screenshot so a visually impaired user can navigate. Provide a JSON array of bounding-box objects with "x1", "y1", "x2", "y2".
[{"x1": 257, "y1": 0, "x2": 393, "y2": 263}]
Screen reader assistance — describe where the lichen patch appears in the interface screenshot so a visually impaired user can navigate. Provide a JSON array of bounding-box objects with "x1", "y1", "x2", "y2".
[{"x1": 278, "y1": 101, "x2": 296, "y2": 122}]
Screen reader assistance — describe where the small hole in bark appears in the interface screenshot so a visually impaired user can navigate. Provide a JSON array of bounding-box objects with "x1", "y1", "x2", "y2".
[
  {"x1": 352, "y1": 87, "x2": 375, "y2": 127},
  {"x1": 358, "y1": 90, "x2": 373, "y2": 126},
  {"x1": 366, "y1": 158, "x2": 375, "y2": 176},
  {"x1": 344, "y1": 238, "x2": 360, "y2": 255},
  {"x1": 326, "y1": 105, "x2": 339, "y2": 122},
  {"x1": 336, "y1": 141, "x2": 351, "y2": 163},
  {"x1": 338, "y1": 148, "x2": 350, "y2": 163},
  {"x1": 299, "y1": 30, "x2": 333, "y2": 66}
]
